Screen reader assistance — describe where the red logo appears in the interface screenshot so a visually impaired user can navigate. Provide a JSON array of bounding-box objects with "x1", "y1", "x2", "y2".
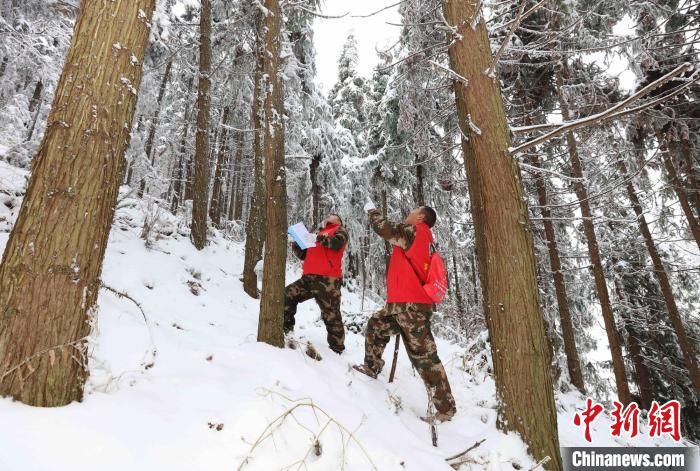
[{"x1": 573, "y1": 399, "x2": 682, "y2": 443}]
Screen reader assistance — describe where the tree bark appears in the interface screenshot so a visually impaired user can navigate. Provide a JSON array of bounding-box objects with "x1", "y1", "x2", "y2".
[
  {"x1": 138, "y1": 59, "x2": 172, "y2": 198},
  {"x1": 209, "y1": 106, "x2": 231, "y2": 228},
  {"x1": 0, "y1": 0, "x2": 155, "y2": 407},
  {"x1": 528, "y1": 150, "x2": 585, "y2": 393},
  {"x1": 190, "y1": 0, "x2": 212, "y2": 250},
  {"x1": 257, "y1": 0, "x2": 287, "y2": 347},
  {"x1": 442, "y1": 2, "x2": 562, "y2": 468},
  {"x1": 242, "y1": 11, "x2": 266, "y2": 299},
  {"x1": 557, "y1": 66, "x2": 632, "y2": 406},
  {"x1": 619, "y1": 155, "x2": 700, "y2": 394},
  {"x1": 654, "y1": 129, "x2": 700, "y2": 250}
]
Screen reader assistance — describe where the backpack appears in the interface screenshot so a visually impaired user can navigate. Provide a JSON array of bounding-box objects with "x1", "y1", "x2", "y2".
[
  {"x1": 407, "y1": 242, "x2": 449, "y2": 304},
  {"x1": 423, "y1": 244, "x2": 449, "y2": 303}
]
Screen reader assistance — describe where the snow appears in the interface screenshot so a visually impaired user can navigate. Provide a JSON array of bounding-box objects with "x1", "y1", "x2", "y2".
[{"x1": 0, "y1": 167, "x2": 693, "y2": 470}]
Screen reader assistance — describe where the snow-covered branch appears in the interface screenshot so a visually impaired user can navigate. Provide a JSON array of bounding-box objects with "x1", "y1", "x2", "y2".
[{"x1": 509, "y1": 63, "x2": 695, "y2": 154}]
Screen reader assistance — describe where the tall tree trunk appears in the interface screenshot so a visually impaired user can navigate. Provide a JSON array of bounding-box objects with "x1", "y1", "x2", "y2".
[
  {"x1": 233, "y1": 146, "x2": 246, "y2": 221},
  {"x1": 25, "y1": 80, "x2": 43, "y2": 142},
  {"x1": 257, "y1": 0, "x2": 286, "y2": 347},
  {"x1": 190, "y1": 0, "x2": 212, "y2": 250},
  {"x1": 619, "y1": 155, "x2": 700, "y2": 394},
  {"x1": 0, "y1": 0, "x2": 154, "y2": 407},
  {"x1": 557, "y1": 66, "x2": 632, "y2": 406},
  {"x1": 452, "y1": 255, "x2": 465, "y2": 317},
  {"x1": 612, "y1": 279, "x2": 654, "y2": 409},
  {"x1": 528, "y1": 149, "x2": 585, "y2": 393},
  {"x1": 242, "y1": 11, "x2": 267, "y2": 298},
  {"x1": 125, "y1": 116, "x2": 144, "y2": 186},
  {"x1": 227, "y1": 131, "x2": 245, "y2": 221},
  {"x1": 138, "y1": 59, "x2": 173, "y2": 198},
  {"x1": 209, "y1": 106, "x2": 231, "y2": 228},
  {"x1": 309, "y1": 153, "x2": 321, "y2": 227},
  {"x1": 170, "y1": 76, "x2": 194, "y2": 214},
  {"x1": 654, "y1": 129, "x2": 700, "y2": 250},
  {"x1": 674, "y1": 137, "x2": 700, "y2": 219},
  {"x1": 442, "y1": 2, "x2": 562, "y2": 468}
]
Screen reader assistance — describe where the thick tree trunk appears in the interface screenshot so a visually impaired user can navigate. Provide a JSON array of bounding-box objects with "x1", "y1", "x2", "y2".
[
  {"x1": 242, "y1": 11, "x2": 267, "y2": 299},
  {"x1": 557, "y1": 67, "x2": 632, "y2": 406},
  {"x1": 655, "y1": 129, "x2": 700, "y2": 250},
  {"x1": 528, "y1": 150, "x2": 585, "y2": 393},
  {"x1": 619, "y1": 156, "x2": 700, "y2": 394},
  {"x1": 190, "y1": 0, "x2": 212, "y2": 249},
  {"x1": 209, "y1": 107, "x2": 231, "y2": 228},
  {"x1": 257, "y1": 0, "x2": 286, "y2": 347},
  {"x1": 0, "y1": 0, "x2": 154, "y2": 407},
  {"x1": 138, "y1": 59, "x2": 173, "y2": 198},
  {"x1": 442, "y1": 2, "x2": 562, "y2": 468}
]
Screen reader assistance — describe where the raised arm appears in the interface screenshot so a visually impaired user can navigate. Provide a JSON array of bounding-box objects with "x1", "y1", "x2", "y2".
[
  {"x1": 368, "y1": 209, "x2": 415, "y2": 251},
  {"x1": 316, "y1": 226, "x2": 349, "y2": 251},
  {"x1": 291, "y1": 241, "x2": 307, "y2": 260}
]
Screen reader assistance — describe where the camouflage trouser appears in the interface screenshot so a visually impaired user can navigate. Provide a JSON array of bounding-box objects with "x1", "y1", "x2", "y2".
[
  {"x1": 363, "y1": 303, "x2": 456, "y2": 416},
  {"x1": 284, "y1": 274, "x2": 345, "y2": 353}
]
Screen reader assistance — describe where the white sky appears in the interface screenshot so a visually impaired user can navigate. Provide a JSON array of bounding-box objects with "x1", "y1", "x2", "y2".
[
  {"x1": 312, "y1": 0, "x2": 401, "y2": 94},
  {"x1": 312, "y1": 4, "x2": 638, "y2": 95}
]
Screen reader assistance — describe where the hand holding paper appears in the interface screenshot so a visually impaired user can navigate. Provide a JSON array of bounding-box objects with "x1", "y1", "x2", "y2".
[
  {"x1": 288, "y1": 222, "x2": 317, "y2": 250},
  {"x1": 364, "y1": 196, "x2": 376, "y2": 212}
]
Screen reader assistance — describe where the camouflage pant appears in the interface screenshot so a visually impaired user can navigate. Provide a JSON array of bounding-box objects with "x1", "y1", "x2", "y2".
[
  {"x1": 284, "y1": 274, "x2": 345, "y2": 353},
  {"x1": 363, "y1": 303, "x2": 456, "y2": 416}
]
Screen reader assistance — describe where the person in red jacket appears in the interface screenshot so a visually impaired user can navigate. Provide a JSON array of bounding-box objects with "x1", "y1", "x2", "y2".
[
  {"x1": 284, "y1": 214, "x2": 349, "y2": 354},
  {"x1": 353, "y1": 203, "x2": 456, "y2": 423}
]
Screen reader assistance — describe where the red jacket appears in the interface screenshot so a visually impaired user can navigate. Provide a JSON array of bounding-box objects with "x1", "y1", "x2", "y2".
[
  {"x1": 387, "y1": 223, "x2": 434, "y2": 304},
  {"x1": 302, "y1": 224, "x2": 346, "y2": 278}
]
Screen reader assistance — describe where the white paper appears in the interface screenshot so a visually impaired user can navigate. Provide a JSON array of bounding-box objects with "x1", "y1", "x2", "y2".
[
  {"x1": 364, "y1": 196, "x2": 376, "y2": 212},
  {"x1": 288, "y1": 222, "x2": 317, "y2": 250}
]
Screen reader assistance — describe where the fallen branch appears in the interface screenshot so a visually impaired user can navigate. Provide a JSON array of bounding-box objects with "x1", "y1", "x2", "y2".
[
  {"x1": 238, "y1": 389, "x2": 378, "y2": 471},
  {"x1": 528, "y1": 455, "x2": 551, "y2": 471},
  {"x1": 509, "y1": 62, "x2": 694, "y2": 154},
  {"x1": 445, "y1": 438, "x2": 486, "y2": 462},
  {"x1": 100, "y1": 283, "x2": 157, "y2": 369}
]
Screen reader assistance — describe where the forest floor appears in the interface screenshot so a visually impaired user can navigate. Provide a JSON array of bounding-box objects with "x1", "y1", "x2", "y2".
[{"x1": 0, "y1": 161, "x2": 692, "y2": 470}]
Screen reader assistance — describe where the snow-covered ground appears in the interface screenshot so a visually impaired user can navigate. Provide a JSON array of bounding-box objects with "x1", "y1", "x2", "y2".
[{"x1": 0, "y1": 165, "x2": 694, "y2": 470}]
